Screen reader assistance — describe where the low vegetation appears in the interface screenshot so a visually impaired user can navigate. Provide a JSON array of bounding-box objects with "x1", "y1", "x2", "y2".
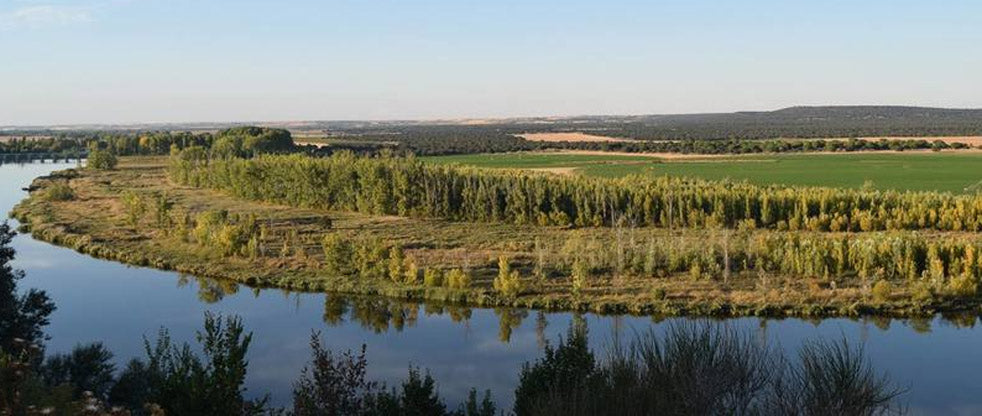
[{"x1": 425, "y1": 151, "x2": 982, "y2": 193}]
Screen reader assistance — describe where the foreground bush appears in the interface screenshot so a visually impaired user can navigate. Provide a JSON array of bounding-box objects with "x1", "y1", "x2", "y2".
[{"x1": 513, "y1": 323, "x2": 904, "y2": 416}]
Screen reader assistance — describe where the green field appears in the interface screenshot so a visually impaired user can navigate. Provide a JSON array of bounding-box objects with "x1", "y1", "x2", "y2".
[
  {"x1": 425, "y1": 152, "x2": 982, "y2": 193},
  {"x1": 424, "y1": 152, "x2": 656, "y2": 169}
]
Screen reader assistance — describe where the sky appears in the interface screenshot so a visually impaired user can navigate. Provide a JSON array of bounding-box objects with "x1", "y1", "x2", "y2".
[{"x1": 1, "y1": 0, "x2": 981, "y2": 126}]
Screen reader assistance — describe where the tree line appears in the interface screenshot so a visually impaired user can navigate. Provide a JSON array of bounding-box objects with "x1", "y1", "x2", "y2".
[
  {"x1": 169, "y1": 151, "x2": 982, "y2": 233},
  {"x1": 301, "y1": 129, "x2": 974, "y2": 157},
  {"x1": 0, "y1": 127, "x2": 296, "y2": 158}
]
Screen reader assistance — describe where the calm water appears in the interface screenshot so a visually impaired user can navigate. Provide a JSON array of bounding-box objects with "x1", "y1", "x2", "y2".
[{"x1": 3, "y1": 161, "x2": 982, "y2": 415}]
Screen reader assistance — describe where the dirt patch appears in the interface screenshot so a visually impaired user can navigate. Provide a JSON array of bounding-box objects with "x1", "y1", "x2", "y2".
[
  {"x1": 524, "y1": 167, "x2": 579, "y2": 175},
  {"x1": 550, "y1": 150, "x2": 729, "y2": 160},
  {"x1": 517, "y1": 132, "x2": 634, "y2": 143},
  {"x1": 544, "y1": 147, "x2": 982, "y2": 160},
  {"x1": 295, "y1": 141, "x2": 329, "y2": 148}
]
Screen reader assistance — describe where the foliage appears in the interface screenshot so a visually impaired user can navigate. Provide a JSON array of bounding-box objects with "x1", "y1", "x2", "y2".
[
  {"x1": 140, "y1": 313, "x2": 268, "y2": 415},
  {"x1": 513, "y1": 325, "x2": 595, "y2": 416},
  {"x1": 871, "y1": 280, "x2": 892, "y2": 302},
  {"x1": 769, "y1": 338, "x2": 905, "y2": 415},
  {"x1": 292, "y1": 333, "x2": 379, "y2": 415},
  {"x1": 41, "y1": 343, "x2": 116, "y2": 401},
  {"x1": 321, "y1": 234, "x2": 355, "y2": 277},
  {"x1": 87, "y1": 149, "x2": 118, "y2": 170},
  {"x1": 423, "y1": 268, "x2": 444, "y2": 288},
  {"x1": 514, "y1": 322, "x2": 904, "y2": 416},
  {"x1": 445, "y1": 269, "x2": 471, "y2": 289},
  {"x1": 388, "y1": 246, "x2": 406, "y2": 283},
  {"x1": 170, "y1": 152, "x2": 982, "y2": 232},
  {"x1": 41, "y1": 182, "x2": 75, "y2": 202},
  {"x1": 0, "y1": 222, "x2": 56, "y2": 357},
  {"x1": 570, "y1": 259, "x2": 589, "y2": 295},
  {"x1": 493, "y1": 256, "x2": 523, "y2": 297}
]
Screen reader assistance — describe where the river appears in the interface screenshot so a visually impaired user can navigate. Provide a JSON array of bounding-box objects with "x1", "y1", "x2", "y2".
[{"x1": 3, "y1": 161, "x2": 981, "y2": 415}]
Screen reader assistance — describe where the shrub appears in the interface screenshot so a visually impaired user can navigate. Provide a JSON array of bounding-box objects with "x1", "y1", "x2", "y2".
[
  {"x1": 322, "y1": 234, "x2": 355, "y2": 276},
  {"x1": 910, "y1": 281, "x2": 935, "y2": 303},
  {"x1": 354, "y1": 238, "x2": 387, "y2": 280},
  {"x1": 404, "y1": 257, "x2": 420, "y2": 285},
  {"x1": 948, "y1": 274, "x2": 978, "y2": 297},
  {"x1": 388, "y1": 246, "x2": 406, "y2": 283},
  {"x1": 121, "y1": 191, "x2": 146, "y2": 226},
  {"x1": 41, "y1": 182, "x2": 74, "y2": 202},
  {"x1": 513, "y1": 323, "x2": 904, "y2": 416},
  {"x1": 446, "y1": 268, "x2": 471, "y2": 289},
  {"x1": 570, "y1": 260, "x2": 589, "y2": 295},
  {"x1": 423, "y1": 268, "x2": 444, "y2": 287},
  {"x1": 87, "y1": 149, "x2": 117, "y2": 170},
  {"x1": 41, "y1": 343, "x2": 116, "y2": 401},
  {"x1": 494, "y1": 256, "x2": 523, "y2": 297},
  {"x1": 292, "y1": 334, "x2": 378, "y2": 415},
  {"x1": 871, "y1": 280, "x2": 892, "y2": 302},
  {"x1": 139, "y1": 313, "x2": 268, "y2": 415}
]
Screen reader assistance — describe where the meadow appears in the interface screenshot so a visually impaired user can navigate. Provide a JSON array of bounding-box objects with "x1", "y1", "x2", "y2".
[{"x1": 425, "y1": 151, "x2": 982, "y2": 193}]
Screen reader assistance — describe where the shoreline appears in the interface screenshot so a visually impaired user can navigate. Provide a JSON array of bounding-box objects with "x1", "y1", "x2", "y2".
[{"x1": 10, "y1": 157, "x2": 982, "y2": 319}]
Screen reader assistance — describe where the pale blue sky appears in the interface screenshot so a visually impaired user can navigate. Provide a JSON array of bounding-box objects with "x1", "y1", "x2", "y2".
[{"x1": 1, "y1": 0, "x2": 981, "y2": 125}]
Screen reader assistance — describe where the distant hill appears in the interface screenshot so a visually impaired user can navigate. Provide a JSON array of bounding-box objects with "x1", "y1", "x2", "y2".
[
  {"x1": 4, "y1": 106, "x2": 982, "y2": 141},
  {"x1": 574, "y1": 106, "x2": 982, "y2": 140}
]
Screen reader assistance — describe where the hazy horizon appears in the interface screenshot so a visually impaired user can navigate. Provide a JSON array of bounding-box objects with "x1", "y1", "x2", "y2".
[{"x1": 3, "y1": 0, "x2": 981, "y2": 126}]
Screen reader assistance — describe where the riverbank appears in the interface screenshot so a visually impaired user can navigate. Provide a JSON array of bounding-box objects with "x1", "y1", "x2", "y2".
[{"x1": 10, "y1": 156, "x2": 982, "y2": 318}]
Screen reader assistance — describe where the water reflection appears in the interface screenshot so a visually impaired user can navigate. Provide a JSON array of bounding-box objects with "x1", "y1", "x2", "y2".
[{"x1": 167, "y1": 270, "x2": 982, "y2": 346}]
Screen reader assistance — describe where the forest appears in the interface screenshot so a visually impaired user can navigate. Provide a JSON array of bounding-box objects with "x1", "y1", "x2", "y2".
[{"x1": 169, "y1": 151, "x2": 982, "y2": 233}]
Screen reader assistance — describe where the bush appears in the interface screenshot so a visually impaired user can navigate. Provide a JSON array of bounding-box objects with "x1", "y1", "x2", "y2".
[
  {"x1": 424, "y1": 268, "x2": 444, "y2": 287},
  {"x1": 513, "y1": 322, "x2": 904, "y2": 416},
  {"x1": 871, "y1": 280, "x2": 892, "y2": 302},
  {"x1": 292, "y1": 334, "x2": 378, "y2": 415},
  {"x1": 403, "y1": 257, "x2": 420, "y2": 285},
  {"x1": 446, "y1": 268, "x2": 471, "y2": 289},
  {"x1": 140, "y1": 313, "x2": 268, "y2": 415},
  {"x1": 87, "y1": 149, "x2": 117, "y2": 170},
  {"x1": 322, "y1": 234, "x2": 355, "y2": 276},
  {"x1": 41, "y1": 182, "x2": 74, "y2": 202},
  {"x1": 494, "y1": 256, "x2": 523, "y2": 298},
  {"x1": 948, "y1": 274, "x2": 978, "y2": 297},
  {"x1": 651, "y1": 287, "x2": 667, "y2": 300},
  {"x1": 910, "y1": 281, "x2": 935, "y2": 302},
  {"x1": 388, "y1": 246, "x2": 406, "y2": 283},
  {"x1": 570, "y1": 260, "x2": 589, "y2": 295},
  {"x1": 41, "y1": 343, "x2": 116, "y2": 401}
]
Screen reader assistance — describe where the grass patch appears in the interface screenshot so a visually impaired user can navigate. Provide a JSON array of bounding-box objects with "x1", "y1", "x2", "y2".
[{"x1": 427, "y1": 151, "x2": 982, "y2": 193}]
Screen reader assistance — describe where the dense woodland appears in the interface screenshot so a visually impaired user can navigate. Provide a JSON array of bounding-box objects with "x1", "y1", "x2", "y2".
[{"x1": 170, "y1": 152, "x2": 982, "y2": 233}]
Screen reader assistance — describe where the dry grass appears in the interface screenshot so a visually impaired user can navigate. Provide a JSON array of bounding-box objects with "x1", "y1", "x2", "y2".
[{"x1": 517, "y1": 132, "x2": 634, "y2": 143}]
